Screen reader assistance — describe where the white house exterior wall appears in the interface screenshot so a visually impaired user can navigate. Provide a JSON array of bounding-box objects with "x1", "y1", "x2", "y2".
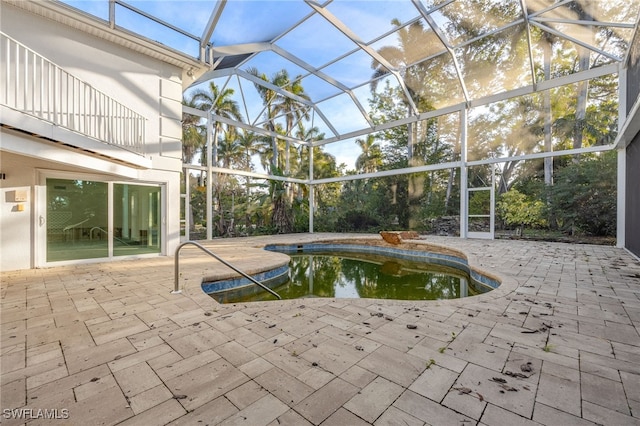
[{"x1": 0, "y1": 3, "x2": 184, "y2": 271}]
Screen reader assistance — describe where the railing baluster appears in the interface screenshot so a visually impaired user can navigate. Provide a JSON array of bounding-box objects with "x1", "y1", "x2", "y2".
[
  {"x1": 67, "y1": 72, "x2": 71, "y2": 128},
  {"x1": 31, "y1": 50, "x2": 35, "y2": 115},
  {"x1": 124, "y1": 104, "x2": 127, "y2": 145},
  {"x1": 119, "y1": 103, "x2": 123, "y2": 145},
  {"x1": 44, "y1": 60, "x2": 48, "y2": 120},
  {"x1": 99, "y1": 92, "x2": 104, "y2": 141},
  {"x1": 96, "y1": 91, "x2": 101, "y2": 140},
  {"x1": 80, "y1": 80, "x2": 84, "y2": 134},
  {"x1": 32, "y1": 51, "x2": 37, "y2": 116},
  {"x1": 84, "y1": 82, "x2": 89, "y2": 136},
  {"x1": 85, "y1": 83, "x2": 89, "y2": 135},
  {"x1": 120, "y1": 106, "x2": 124, "y2": 145},
  {"x1": 128, "y1": 109, "x2": 132, "y2": 146},
  {"x1": 39, "y1": 56, "x2": 43, "y2": 118},
  {"x1": 90, "y1": 88, "x2": 94, "y2": 138},
  {"x1": 14, "y1": 40, "x2": 19, "y2": 109},
  {"x1": 113, "y1": 100, "x2": 117, "y2": 144},
  {"x1": 3, "y1": 37, "x2": 8, "y2": 105},
  {"x1": 77, "y1": 79, "x2": 81, "y2": 132},
  {"x1": 53, "y1": 64, "x2": 57, "y2": 124},
  {"x1": 47, "y1": 61, "x2": 52, "y2": 122},
  {"x1": 22, "y1": 43, "x2": 27, "y2": 111},
  {"x1": 66, "y1": 72, "x2": 71, "y2": 129},
  {"x1": 113, "y1": 101, "x2": 118, "y2": 144},
  {"x1": 108, "y1": 97, "x2": 113, "y2": 143},
  {"x1": 71, "y1": 75, "x2": 76, "y2": 131}
]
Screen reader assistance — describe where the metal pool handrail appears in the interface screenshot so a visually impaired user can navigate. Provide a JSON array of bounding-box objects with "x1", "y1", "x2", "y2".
[{"x1": 173, "y1": 241, "x2": 282, "y2": 300}]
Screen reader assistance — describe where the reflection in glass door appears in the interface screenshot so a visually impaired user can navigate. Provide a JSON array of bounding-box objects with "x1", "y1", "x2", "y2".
[
  {"x1": 46, "y1": 178, "x2": 108, "y2": 261},
  {"x1": 113, "y1": 184, "x2": 161, "y2": 256}
]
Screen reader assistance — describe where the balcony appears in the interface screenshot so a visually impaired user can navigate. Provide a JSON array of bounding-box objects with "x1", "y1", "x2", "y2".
[{"x1": 1, "y1": 32, "x2": 147, "y2": 160}]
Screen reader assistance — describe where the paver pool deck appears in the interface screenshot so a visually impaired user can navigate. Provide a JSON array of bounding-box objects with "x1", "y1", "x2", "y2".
[{"x1": 2, "y1": 234, "x2": 640, "y2": 425}]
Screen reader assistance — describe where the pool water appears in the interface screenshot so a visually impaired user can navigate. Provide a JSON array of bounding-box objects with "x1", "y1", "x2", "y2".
[{"x1": 207, "y1": 251, "x2": 490, "y2": 303}]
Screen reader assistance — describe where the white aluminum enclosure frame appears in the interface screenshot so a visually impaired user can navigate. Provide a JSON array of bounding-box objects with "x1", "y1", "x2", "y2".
[{"x1": 183, "y1": 60, "x2": 626, "y2": 241}]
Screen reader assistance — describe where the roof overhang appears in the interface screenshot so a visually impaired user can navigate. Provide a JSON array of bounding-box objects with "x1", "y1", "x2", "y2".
[{"x1": 3, "y1": 0, "x2": 206, "y2": 71}]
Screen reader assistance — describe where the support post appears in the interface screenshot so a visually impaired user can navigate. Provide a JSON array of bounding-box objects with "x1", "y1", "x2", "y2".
[
  {"x1": 460, "y1": 108, "x2": 468, "y2": 239},
  {"x1": 184, "y1": 169, "x2": 190, "y2": 241},
  {"x1": 617, "y1": 148, "x2": 626, "y2": 248},
  {"x1": 617, "y1": 65, "x2": 627, "y2": 248},
  {"x1": 206, "y1": 111, "x2": 213, "y2": 240},
  {"x1": 309, "y1": 146, "x2": 314, "y2": 233}
]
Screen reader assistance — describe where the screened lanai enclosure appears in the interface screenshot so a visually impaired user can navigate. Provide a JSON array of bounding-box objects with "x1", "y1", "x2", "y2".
[{"x1": 68, "y1": 0, "x2": 639, "y2": 245}]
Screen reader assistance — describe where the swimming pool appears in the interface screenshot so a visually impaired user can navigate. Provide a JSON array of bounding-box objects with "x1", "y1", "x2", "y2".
[{"x1": 202, "y1": 243, "x2": 500, "y2": 303}]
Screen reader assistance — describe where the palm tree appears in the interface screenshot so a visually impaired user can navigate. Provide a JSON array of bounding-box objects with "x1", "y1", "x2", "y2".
[
  {"x1": 295, "y1": 124, "x2": 325, "y2": 179},
  {"x1": 247, "y1": 68, "x2": 315, "y2": 234},
  {"x1": 235, "y1": 129, "x2": 263, "y2": 230},
  {"x1": 273, "y1": 75, "x2": 310, "y2": 173},
  {"x1": 247, "y1": 67, "x2": 286, "y2": 171},
  {"x1": 265, "y1": 166, "x2": 294, "y2": 234},
  {"x1": 181, "y1": 95, "x2": 205, "y2": 165},
  {"x1": 247, "y1": 68, "x2": 310, "y2": 173},
  {"x1": 217, "y1": 127, "x2": 244, "y2": 168},
  {"x1": 211, "y1": 127, "x2": 242, "y2": 236},
  {"x1": 236, "y1": 130, "x2": 261, "y2": 172},
  {"x1": 355, "y1": 134, "x2": 382, "y2": 174},
  {"x1": 191, "y1": 81, "x2": 242, "y2": 167}
]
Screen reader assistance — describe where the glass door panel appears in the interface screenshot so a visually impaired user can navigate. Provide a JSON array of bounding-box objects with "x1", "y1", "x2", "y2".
[
  {"x1": 468, "y1": 188, "x2": 492, "y2": 236},
  {"x1": 46, "y1": 178, "x2": 108, "y2": 261},
  {"x1": 466, "y1": 165, "x2": 495, "y2": 239},
  {"x1": 113, "y1": 184, "x2": 161, "y2": 256}
]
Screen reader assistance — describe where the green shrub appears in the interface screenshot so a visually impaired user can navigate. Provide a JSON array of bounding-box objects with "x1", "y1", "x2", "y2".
[
  {"x1": 549, "y1": 152, "x2": 616, "y2": 236},
  {"x1": 497, "y1": 189, "x2": 546, "y2": 236}
]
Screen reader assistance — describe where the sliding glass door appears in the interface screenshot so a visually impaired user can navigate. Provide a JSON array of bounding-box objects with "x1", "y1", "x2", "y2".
[
  {"x1": 46, "y1": 178, "x2": 109, "y2": 262},
  {"x1": 113, "y1": 184, "x2": 161, "y2": 256},
  {"x1": 44, "y1": 177, "x2": 162, "y2": 264}
]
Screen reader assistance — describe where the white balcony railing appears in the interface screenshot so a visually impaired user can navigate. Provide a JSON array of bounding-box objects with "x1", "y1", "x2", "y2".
[{"x1": 1, "y1": 32, "x2": 146, "y2": 154}]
